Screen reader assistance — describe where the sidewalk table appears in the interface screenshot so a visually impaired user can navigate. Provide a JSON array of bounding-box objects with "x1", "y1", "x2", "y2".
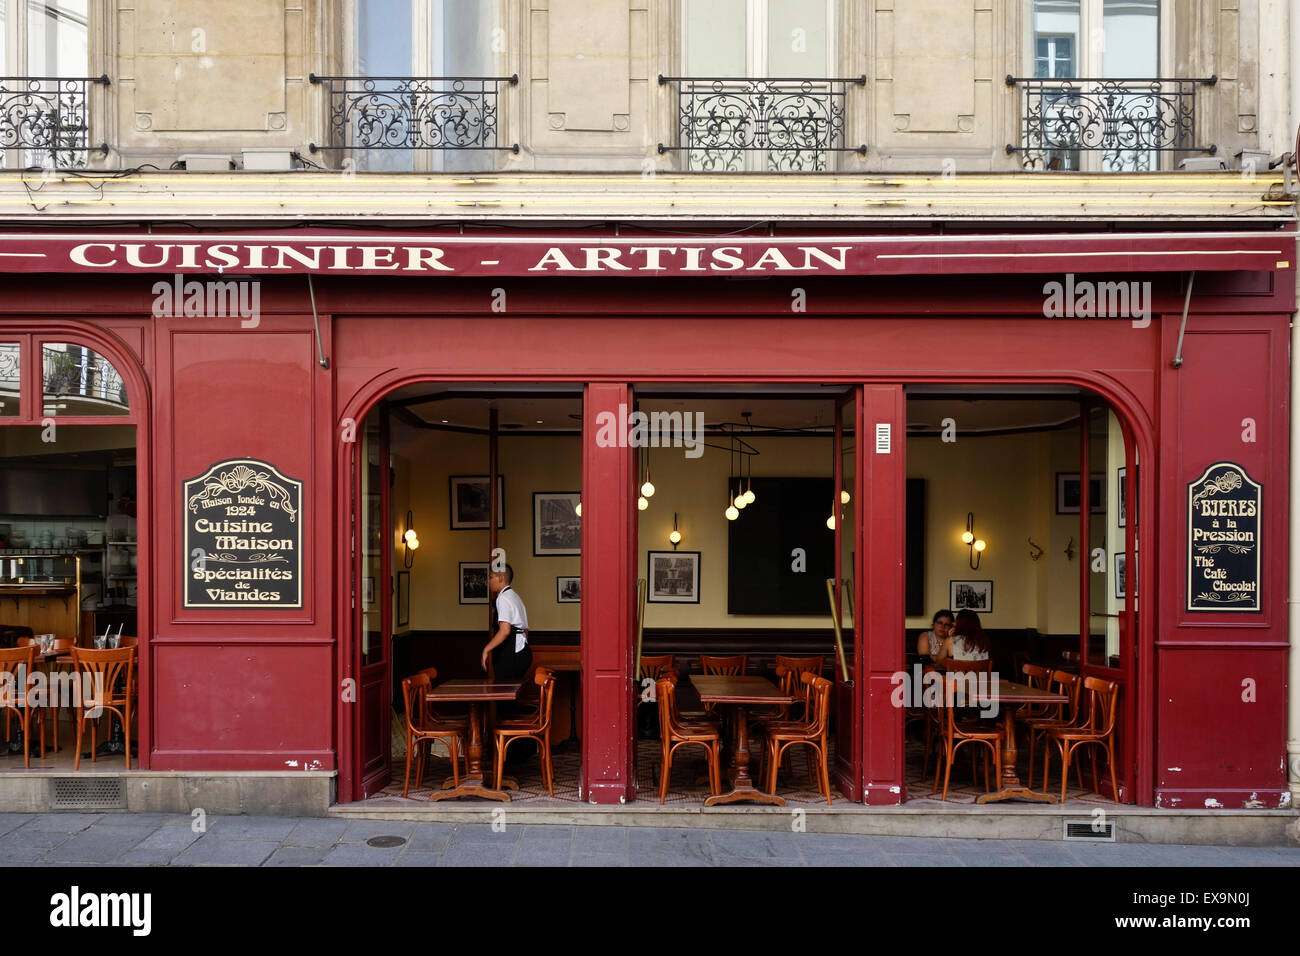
[
  {"x1": 971, "y1": 677, "x2": 1068, "y2": 804},
  {"x1": 691, "y1": 675, "x2": 794, "y2": 807},
  {"x1": 425, "y1": 678, "x2": 523, "y2": 802}
]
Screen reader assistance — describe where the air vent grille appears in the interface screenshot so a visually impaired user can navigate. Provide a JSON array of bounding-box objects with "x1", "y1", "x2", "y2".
[
  {"x1": 1063, "y1": 819, "x2": 1117, "y2": 842},
  {"x1": 51, "y1": 777, "x2": 125, "y2": 810}
]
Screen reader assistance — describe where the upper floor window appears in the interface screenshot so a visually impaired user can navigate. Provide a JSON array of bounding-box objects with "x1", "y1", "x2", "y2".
[
  {"x1": 0, "y1": 1, "x2": 93, "y2": 168},
  {"x1": 1026, "y1": 0, "x2": 1172, "y2": 171},
  {"x1": 673, "y1": 0, "x2": 856, "y2": 171},
  {"x1": 328, "y1": 0, "x2": 504, "y2": 172}
]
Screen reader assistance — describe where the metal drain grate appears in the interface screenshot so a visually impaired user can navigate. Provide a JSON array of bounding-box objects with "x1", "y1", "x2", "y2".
[
  {"x1": 365, "y1": 835, "x2": 406, "y2": 848},
  {"x1": 1063, "y1": 819, "x2": 1117, "y2": 842},
  {"x1": 51, "y1": 778, "x2": 126, "y2": 810}
]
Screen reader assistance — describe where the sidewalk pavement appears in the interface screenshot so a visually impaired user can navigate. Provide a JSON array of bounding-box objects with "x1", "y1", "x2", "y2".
[{"x1": 0, "y1": 813, "x2": 1297, "y2": 866}]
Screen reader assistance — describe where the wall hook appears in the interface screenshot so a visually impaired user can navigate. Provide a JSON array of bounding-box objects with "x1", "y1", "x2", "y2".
[
  {"x1": 1064, "y1": 536, "x2": 1075, "y2": 561},
  {"x1": 1028, "y1": 538, "x2": 1044, "y2": 561}
]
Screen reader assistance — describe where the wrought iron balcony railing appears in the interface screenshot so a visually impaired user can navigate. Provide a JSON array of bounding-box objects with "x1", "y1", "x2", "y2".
[
  {"x1": 1006, "y1": 74, "x2": 1218, "y2": 171},
  {"x1": 308, "y1": 74, "x2": 519, "y2": 155},
  {"x1": 658, "y1": 75, "x2": 866, "y2": 172},
  {"x1": 0, "y1": 76, "x2": 109, "y2": 168}
]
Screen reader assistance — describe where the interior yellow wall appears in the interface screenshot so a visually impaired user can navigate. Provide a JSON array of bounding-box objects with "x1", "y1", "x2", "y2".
[
  {"x1": 392, "y1": 420, "x2": 1111, "y2": 638},
  {"x1": 397, "y1": 429, "x2": 581, "y2": 632},
  {"x1": 636, "y1": 435, "x2": 841, "y2": 629}
]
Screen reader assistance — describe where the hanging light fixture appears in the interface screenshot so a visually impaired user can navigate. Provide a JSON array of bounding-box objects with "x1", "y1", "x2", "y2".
[
  {"x1": 575, "y1": 500, "x2": 581, "y2": 517},
  {"x1": 724, "y1": 433, "x2": 739, "y2": 520},
  {"x1": 638, "y1": 495, "x2": 649, "y2": 511},
  {"x1": 669, "y1": 512, "x2": 682, "y2": 549},
  {"x1": 840, "y1": 488, "x2": 851, "y2": 505},
  {"x1": 742, "y1": 413, "x2": 757, "y2": 504},
  {"x1": 641, "y1": 445, "x2": 655, "y2": 499}
]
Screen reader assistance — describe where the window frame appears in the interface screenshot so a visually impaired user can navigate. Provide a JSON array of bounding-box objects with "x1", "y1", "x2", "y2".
[
  {"x1": 341, "y1": 0, "x2": 506, "y2": 173},
  {"x1": 1024, "y1": 0, "x2": 1175, "y2": 171},
  {"x1": 679, "y1": 0, "x2": 842, "y2": 172}
]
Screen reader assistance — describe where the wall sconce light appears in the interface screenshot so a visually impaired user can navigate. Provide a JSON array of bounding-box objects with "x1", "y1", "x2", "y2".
[
  {"x1": 1028, "y1": 538, "x2": 1044, "y2": 561},
  {"x1": 402, "y1": 510, "x2": 419, "y2": 568},
  {"x1": 669, "y1": 512, "x2": 682, "y2": 550},
  {"x1": 961, "y1": 512, "x2": 986, "y2": 569}
]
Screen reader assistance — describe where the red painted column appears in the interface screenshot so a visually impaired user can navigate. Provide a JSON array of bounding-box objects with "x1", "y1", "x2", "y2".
[
  {"x1": 581, "y1": 383, "x2": 635, "y2": 803},
  {"x1": 861, "y1": 385, "x2": 906, "y2": 804}
]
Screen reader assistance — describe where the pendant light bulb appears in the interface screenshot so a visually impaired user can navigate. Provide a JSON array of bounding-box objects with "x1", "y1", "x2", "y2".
[
  {"x1": 826, "y1": 515, "x2": 836, "y2": 530},
  {"x1": 637, "y1": 496, "x2": 649, "y2": 511},
  {"x1": 840, "y1": 489, "x2": 851, "y2": 505},
  {"x1": 744, "y1": 487, "x2": 756, "y2": 505},
  {"x1": 641, "y1": 480, "x2": 655, "y2": 498},
  {"x1": 734, "y1": 494, "x2": 747, "y2": 510},
  {"x1": 726, "y1": 505, "x2": 739, "y2": 521},
  {"x1": 669, "y1": 529, "x2": 682, "y2": 545},
  {"x1": 574, "y1": 501, "x2": 581, "y2": 517}
]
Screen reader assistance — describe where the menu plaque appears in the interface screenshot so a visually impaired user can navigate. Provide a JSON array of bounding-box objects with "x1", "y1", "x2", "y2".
[
  {"x1": 1187, "y1": 461, "x2": 1261, "y2": 613},
  {"x1": 183, "y1": 458, "x2": 302, "y2": 609}
]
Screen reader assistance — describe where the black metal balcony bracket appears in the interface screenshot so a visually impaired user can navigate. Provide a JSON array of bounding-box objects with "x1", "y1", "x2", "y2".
[
  {"x1": 310, "y1": 74, "x2": 519, "y2": 153},
  {"x1": 658, "y1": 75, "x2": 866, "y2": 171},
  {"x1": 0, "y1": 76, "x2": 107, "y2": 168},
  {"x1": 1006, "y1": 75, "x2": 1218, "y2": 170}
]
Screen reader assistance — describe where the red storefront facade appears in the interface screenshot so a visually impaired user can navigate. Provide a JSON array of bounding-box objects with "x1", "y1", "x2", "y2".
[{"x1": 0, "y1": 225, "x2": 1292, "y2": 811}]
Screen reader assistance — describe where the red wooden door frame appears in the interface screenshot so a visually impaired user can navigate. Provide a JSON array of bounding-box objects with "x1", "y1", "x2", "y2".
[
  {"x1": 333, "y1": 366, "x2": 1159, "y2": 807},
  {"x1": 0, "y1": 322, "x2": 153, "y2": 768},
  {"x1": 581, "y1": 383, "x2": 636, "y2": 803}
]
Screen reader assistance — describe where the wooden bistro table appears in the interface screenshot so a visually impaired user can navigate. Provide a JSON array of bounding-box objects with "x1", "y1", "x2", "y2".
[
  {"x1": 425, "y1": 678, "x2": 523, "y2": 803},
  {"x1": 972, "y1": 677, "x2": 1068, "y2": 804},
  {"x1": 691, "y1": 675, "x2": 794, "y2": 807}
]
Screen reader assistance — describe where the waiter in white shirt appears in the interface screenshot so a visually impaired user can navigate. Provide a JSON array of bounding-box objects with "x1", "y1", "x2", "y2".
[{"x1": 483, "y1": 563, "x2": 532, "y2": 682}]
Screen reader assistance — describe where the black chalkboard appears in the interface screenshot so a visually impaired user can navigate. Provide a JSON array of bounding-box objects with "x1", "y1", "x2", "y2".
[
  {"x1": 727, "y1": 477, "x2": 834, "y2": 615},
  {"x1": 183, "y1": 458, "x2": 303, "y2": 609}
]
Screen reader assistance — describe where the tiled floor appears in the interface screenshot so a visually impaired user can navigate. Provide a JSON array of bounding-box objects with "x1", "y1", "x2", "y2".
[
  {"x1": 370, "y1": 736, "x2": 848, "y2": 808},
  {"x1": 371, "y1": 727, "x2": 1119, "y2": 810}
]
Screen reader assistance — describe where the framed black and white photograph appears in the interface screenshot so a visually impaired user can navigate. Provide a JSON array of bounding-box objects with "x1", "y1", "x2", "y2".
[
  {"x1": 459, "y1": 562, "x2": 490, "y2": 604},
  {"x1": 449, "y1": 475, "x2": 505, "y2": 530},
  {"x1": 533, "y1": 491, "x2": 581, "y2": 556},
  {"x1": 556, "y1": 575, "x2": 581, "y2": 603},
  {"x1": 1115, "y1": 552, "x2": 1127, "y2": 599},
  {"x1": 363, "y1": 576, "x2": 375, "y2": 606},
  {"x1": 648, "y1": 550, "x2": 700, "y2": 604},
  {"x1": 397, "y1": 571, "x2": 410, "y2": 626},
  {"x1": 1117, "y1": 466, "x2": 1137, "y2": 528},
  {"x1": 1056, "y1": 472, "x2": 1105, "y2": 514},
  {"x1": 949, "y1": 579, "x2": 993, "y2": 613}
]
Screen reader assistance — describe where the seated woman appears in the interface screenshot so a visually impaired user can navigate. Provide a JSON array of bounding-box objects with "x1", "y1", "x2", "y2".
[
  {"x1": 915, "y1": 609, "x2": 954, "y2": 665},
  {"x1": 934, "y1": 609, "x2": 990, "y2": 664}
]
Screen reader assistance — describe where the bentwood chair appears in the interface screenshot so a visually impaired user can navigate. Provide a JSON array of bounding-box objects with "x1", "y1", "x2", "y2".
[
  {"x1": 493, "y1": 666, "x2": 557, "y2": 795},
  {"x1": 761, "y1": 674, "x2": 833, "y2": 804},
  {"x1": 417, "y1": 667, "x2": 470, "y2": 728},
  {"x1": 401, "y1": 673, "x2": 465, "y2": 797},
  {"x1": 933, "y1": 674, "x2": 1003, "y2": 801},
  {"x1": 0, "y1": 646, "x2": 41, "y2": 766},
  {"x1": 1024, "y1": 669, "x2": 1081, "y2": 784},
  {"x1": 654, "y1": 675, "x2": 722, "y2": 803},
  {"x1": 765, "y1": 655, "x2": 824, "y2": 722},
  {"x1": 17, "y1": 636, "x2": 73, "y2": 752},
  {"x1": 1042, "y1": 676, "x2": 1120, "y2": 803},
  {"x1": 71, "y1": 646, "x2": 135, "y2": 770},
  {"x1": 699, "y1": 655, "x2": 747, "y2": 714}
]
